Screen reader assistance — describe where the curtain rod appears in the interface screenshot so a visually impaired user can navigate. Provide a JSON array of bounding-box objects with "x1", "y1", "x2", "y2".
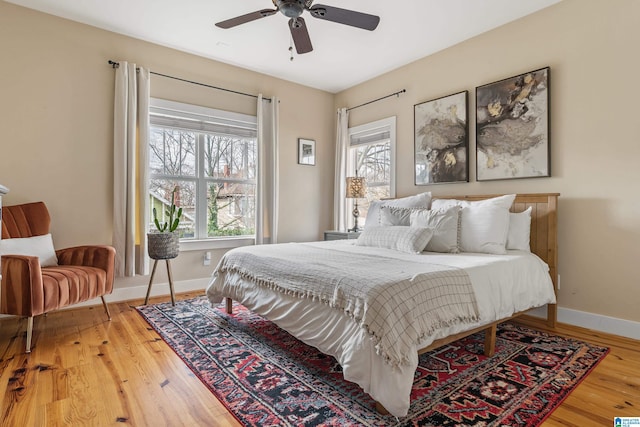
[
  {"x1": 108, "y1": 60, "x2": 271, "y2": 102},
  {"x1": 346, "y1": 89, "x2": 406, "y2": 112}
]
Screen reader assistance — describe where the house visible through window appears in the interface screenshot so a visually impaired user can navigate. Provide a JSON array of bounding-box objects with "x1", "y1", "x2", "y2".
[
  {"x1": 347, "y1": 116, "x2": 396, "y2": 227},
  {"x1": 149, "y1": 98, "x2": 257, "y2": 240}
]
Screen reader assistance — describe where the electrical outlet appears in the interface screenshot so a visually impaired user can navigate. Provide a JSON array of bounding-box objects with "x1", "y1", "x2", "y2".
[{"x1": 203, "y1": 251, "x2": 211, "y2": 266}]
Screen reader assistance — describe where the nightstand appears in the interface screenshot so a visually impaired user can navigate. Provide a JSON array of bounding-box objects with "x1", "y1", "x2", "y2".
[{"x1": 324, "y1": 230, "x2": 361, "y2": 241}]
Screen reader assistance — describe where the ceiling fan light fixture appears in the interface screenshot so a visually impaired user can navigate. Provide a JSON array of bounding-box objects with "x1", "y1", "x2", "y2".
[{"x1": 275, "y1": 0, "x2": 306, "y2": 18}]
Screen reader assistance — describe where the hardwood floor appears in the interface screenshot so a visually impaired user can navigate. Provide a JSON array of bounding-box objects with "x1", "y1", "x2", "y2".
[
  {"x1": 0, "y1": 293, "x2": 638, "y2": 426},
  {"x1": 0, "y1": 292, "x2": 239, "y2": 427}
]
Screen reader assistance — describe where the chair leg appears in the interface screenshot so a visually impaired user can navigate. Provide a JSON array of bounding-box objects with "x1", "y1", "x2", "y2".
[
  {"x1": 25, "y1": 316, "x2": 34, "y2": 354},
  {"x1": 101, "y1": 296, "x2": 112, "y2": 321}
]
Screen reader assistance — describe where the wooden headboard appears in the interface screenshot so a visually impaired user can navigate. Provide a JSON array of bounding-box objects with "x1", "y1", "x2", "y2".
[{"x1": 434, "y1": 193, "x2": 559, "y2": 326}]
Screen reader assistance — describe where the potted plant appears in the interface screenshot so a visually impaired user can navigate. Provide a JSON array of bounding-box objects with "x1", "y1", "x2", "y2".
[{"x1": 147, "y1": 186, "x2": 183, "y2": 260}]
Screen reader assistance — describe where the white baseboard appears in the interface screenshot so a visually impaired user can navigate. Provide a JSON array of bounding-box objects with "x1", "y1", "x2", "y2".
[
  {"x1": 101, "y1": 278, "x2": 209, "y2": 306},
  {"x1": 527, "y1": 306, "x2": 640, "y2": 341}
]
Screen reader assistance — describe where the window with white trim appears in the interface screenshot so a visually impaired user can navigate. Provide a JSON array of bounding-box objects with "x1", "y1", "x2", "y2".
[
  {"x1": 149, "y1": 99, "x2": 257, "y2": 242},
  {"x1": 347, "y1": 116, "x2": 396, "y2": 228}
]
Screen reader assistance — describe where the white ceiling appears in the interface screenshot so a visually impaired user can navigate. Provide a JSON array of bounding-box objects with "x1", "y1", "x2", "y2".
[{"x1": 7, "y1": 0, "x2": 561, "y2": 93}]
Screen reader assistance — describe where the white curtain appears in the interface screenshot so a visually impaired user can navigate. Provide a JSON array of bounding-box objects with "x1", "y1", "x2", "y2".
[
  {"x1": 113, "y1": 62, "x2": 150, "y2": 277},
  {"x1": 256, "y1": 95, "x2": 279, "y2": 245},
  {"x1": 333, "y1": 107, "x2": 350, "y2": 231}
]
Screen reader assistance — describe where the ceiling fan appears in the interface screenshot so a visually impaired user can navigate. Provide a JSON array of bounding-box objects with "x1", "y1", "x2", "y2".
[{"x1": 215, "y1": 0, "x2": 380, "y2": 54}]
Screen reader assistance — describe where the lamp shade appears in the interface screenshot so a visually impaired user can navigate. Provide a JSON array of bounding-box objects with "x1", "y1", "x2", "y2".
[{"x1": 346, "y1": 177, "x2": 366, "y2": 198}]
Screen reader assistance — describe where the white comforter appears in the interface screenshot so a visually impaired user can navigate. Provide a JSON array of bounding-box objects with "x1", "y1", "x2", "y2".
[{"x1": 206, "y1": 240, "x2": 556, "y2": 417}]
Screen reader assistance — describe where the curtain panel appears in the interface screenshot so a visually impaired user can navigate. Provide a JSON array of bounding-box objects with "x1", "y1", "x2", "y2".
[
  {"x1": 256, "y1": 95, "x2": 280, "y2": 245},
  {"x1": 113, "y1": 62, "x2": 150, "y2": 277},
  {"x1": 333, "y1": 108, "x2": 349, "y2": 231}
]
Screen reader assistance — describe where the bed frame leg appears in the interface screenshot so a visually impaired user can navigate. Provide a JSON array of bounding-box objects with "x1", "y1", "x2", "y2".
[
  {"x1": 484, "y1": 324, "x2": 497, "y2": 356},
  {"x1": 225, "y1": 297, "x2": 233, "y2": 314},
  {"x1": 547, "y1": 303, "x2": 557, "y2": 328},
  {"x1": 375, "y1": 401, "x2": 389, "y2": 415}
]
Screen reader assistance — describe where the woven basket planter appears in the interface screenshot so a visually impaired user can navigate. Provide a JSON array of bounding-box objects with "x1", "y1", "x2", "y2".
[{"x1": 147, "y1": 232, "x2": 179, "y2": 260}]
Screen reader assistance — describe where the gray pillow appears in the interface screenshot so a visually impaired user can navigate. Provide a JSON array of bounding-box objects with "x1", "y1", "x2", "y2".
[
  {"x1": 364, "y1": 192, "x2": 432, "y2": 229},
  {"x1": 378, "y1": 205, "x2": 426, "y2": 226},
  {"x1": 409, "y1": 206, "x2": 461, "y2": 253}
]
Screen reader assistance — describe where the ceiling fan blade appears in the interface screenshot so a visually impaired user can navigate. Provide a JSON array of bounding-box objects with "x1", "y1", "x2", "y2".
[
  {"x1": 215, "y1": 9, "x2": 278, "y2": 29},
  {"x1": 289, "y1": 17, "x2": 313, "y2": 54},
  {"x1": 309, "y1": 4, "x2": 380, "y2": 31}
]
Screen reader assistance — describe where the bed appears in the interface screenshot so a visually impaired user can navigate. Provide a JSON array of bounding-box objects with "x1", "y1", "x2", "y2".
[{"x1": 206, "y1": 193, "x2": 559, "y2": 417}]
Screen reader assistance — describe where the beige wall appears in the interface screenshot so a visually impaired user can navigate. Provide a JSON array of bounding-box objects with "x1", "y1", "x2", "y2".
[
  {"x1": 2, "y1": 0, "x2": 639, "y2": 326},
  {"x1": 335, "y1": 0, "x2": 640, "y2": 323},
  {"x1": 0, "y1": 2, "x2": 335, "y2": 290}
]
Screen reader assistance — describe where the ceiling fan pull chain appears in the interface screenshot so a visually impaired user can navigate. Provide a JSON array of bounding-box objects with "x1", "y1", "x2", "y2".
[{"x1": 289, "y1": 32, "x2": 296, "y2": 61}]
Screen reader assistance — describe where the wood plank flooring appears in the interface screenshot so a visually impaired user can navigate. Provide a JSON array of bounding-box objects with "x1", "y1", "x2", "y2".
[{"x1": 0, "y1": 293, "x2": 638, "y2": 426}]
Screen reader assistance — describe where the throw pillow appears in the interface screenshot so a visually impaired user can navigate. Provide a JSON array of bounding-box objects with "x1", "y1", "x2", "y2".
[
  {"x1": 459, "y1": 204, "x2": 510, "y2": 254},
  {"x1": 409, "y1": 206, "x2": 461, "y2": 253},
  {"x1": 0, "y1": 233, "x2": 59, "y2": 267},
  {"x1": 378, "y1": 206, "x2": 426, "y2": 227},
  {"x1": 356, "y1": 226, "x2": 433, "y2": 254},
  {"x1": 507, "y1": 207, "x2": 532, "y2": 251},
  {"x1": 365, "y1": 192, "x2": 432, "y2": 229}
]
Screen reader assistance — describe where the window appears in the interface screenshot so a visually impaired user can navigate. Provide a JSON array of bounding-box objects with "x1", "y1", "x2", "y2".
[
  {"x1": 347, "y1": 116, "x2": 396, "y2": 227},
  {"x1": 149, "y1": 99, "x2": 257, "y2": 243}
]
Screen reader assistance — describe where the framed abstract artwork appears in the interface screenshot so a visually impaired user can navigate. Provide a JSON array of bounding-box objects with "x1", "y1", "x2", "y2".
[
  {"x1": 414, "y1": 90, "x2": 469, "y2": 185},
  {"x1": 298, "y1": 138, "x2": 316, "y2": 165},
  {"x1": 476, "y1": 67, "x2": 550, "y2": 181}
]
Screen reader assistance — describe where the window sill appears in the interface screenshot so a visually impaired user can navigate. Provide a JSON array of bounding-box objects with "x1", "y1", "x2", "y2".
[{"x1": 179, "y1": 236, "x2": 255, "y2": 252}]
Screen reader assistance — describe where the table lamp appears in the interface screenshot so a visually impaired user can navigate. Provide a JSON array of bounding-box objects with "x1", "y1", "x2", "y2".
[{"x1": 345, "y1": 176, "x2": 366, "y2": 232}]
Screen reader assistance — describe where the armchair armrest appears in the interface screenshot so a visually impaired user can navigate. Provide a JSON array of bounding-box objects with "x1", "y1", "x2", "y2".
[
  {"x1": 0, "y1": 254, "x2": 45, "y2": 316},
  {"x1": 56, "y1": 245, "x2": 116, "y2": 292}
]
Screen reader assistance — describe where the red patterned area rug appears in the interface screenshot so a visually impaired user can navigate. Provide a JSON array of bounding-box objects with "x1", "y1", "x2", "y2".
[{"x1": 136, "y1": 296, "x2": 608, "y2": 426}]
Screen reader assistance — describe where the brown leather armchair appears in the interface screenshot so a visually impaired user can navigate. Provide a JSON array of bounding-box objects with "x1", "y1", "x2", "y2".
[{"x1": 1, "y1": 202, "x2": 116, "y2": 353}]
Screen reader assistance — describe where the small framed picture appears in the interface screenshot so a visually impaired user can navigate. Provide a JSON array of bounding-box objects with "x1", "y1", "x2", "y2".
[{"x1": 298, "y1": 138, "x2": 316, "y2": 166}]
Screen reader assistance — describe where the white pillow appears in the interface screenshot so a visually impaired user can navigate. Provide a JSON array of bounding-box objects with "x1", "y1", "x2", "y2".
[
  {"x1": 356, "y1": 226, "x2": 433, "y2": 254},
  {"x1": 507, "y1": 207, "x2": 532, "y2": 251},
  {"x1": 431, "y1": 194, "x2": 516, "y2": 210},
  {"x1": 365, "y1": 192, "x2": 432, "y2": 229},
  {"x1": 0, "y1": 233, "x2": 59, "y2": 267},
  {"x1": 409, "y1": 206, "x2": 461, "y2": 253},
  {"x1": 459, "y1": 205, "x2": 510, "y2": 254}
]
